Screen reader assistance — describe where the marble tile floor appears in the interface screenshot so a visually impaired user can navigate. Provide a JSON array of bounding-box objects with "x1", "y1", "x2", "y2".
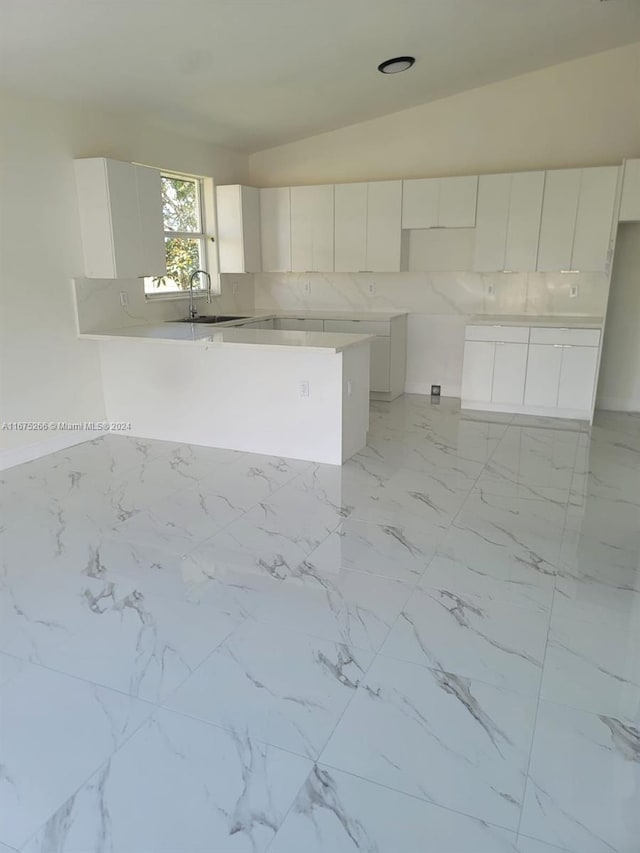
[{"x1": 0, "y1": 397, "x2": 638, "y2": 853}]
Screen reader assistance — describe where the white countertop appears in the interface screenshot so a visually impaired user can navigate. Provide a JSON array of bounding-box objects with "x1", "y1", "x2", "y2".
[
  {"x1": 80, "y1": 324, "x2": 374, "y2": 353},
  {"x1": 469, "y1": 315, "x2": 604, "y2": 329},
  {"x1": 253, "y1": 310, "x2": 406, "y2": 321}
]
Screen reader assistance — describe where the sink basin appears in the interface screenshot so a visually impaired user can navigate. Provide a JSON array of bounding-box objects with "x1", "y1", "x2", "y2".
[{"x1": 173, "y1": 316, "x2": 249, "y2": 324}]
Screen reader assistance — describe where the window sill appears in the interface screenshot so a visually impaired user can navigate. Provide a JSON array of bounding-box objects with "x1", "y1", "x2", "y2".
[{"x1": 144, "y1": 291, "x2": 211, "y2": 303}]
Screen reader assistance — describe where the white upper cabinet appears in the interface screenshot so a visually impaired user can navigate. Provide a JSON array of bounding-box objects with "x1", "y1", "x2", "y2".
[
  {"x1": 571, "y1": 166, "x2": 618, "y2": 272},
  {"x1": 474, "y1": 171, "x2": 544, "y2": 272},
  {"x1": 334, "y1": 182, "x2": 367, "y2": 272},
  {"x1": 216, "y1": 185, "x2": 261, "y2": 273},
  {"x1": 619, "y1": 159, "x2": 640, "y2": 222},
  {"x1": 365, "y1": 180, "x2": 403, "y2": 272},
  {"x1": 504, "y1": 171, "x2": 545, "y2": 271},
  {"x1": 473, "y1": 174, "x2": 511, "y2": 272},
  {"x1": 402, "y1": 176, "x2": 477, "y2": 229},
  {"x1": 537, "y1": 167, "x2": 618, "y2": 272},
  {"x1": 290, "y1": 184, "x2": 334, "y2": 271},
  {"x1": 74, "y1": 158, "x2": 166, "y2": 279},
  {"x1": 260, "y1": 187, "x2": 291, "y2": 271},
  {"x1": 334, "y1": 181, "x2": 402, "y2": 272},
  {"x1": 537, "y1": 169, "x2": 582, "y2": 272}
]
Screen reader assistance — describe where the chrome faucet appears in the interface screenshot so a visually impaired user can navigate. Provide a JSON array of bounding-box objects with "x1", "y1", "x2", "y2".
[{"x1": 188, "y1": 269, "x2": 211, "y2": 319}]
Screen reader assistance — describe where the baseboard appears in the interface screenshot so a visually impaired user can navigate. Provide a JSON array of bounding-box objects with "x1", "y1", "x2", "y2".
[
  {"x1": 461, "y1": 400, "x2": 591, "y2": 422},
  {"x1": 0, "y1": 429, "x2": 107, "y2": 471},
  {"x1": 596, "y1": 397, "x2": 640, "y2": 414}
]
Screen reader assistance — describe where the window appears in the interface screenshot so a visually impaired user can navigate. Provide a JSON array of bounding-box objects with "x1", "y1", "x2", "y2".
[{"x1": 144, "y1": 172, "x2": 208, "y2": 296}]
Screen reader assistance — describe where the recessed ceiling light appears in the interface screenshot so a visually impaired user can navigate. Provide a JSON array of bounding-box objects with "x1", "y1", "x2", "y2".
[{"x1": 377, "y1": 56, "x2": 416, "y2": 74}]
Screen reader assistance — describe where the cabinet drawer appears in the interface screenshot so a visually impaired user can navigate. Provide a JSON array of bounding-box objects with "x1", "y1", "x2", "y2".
[
  {"x1": 273, "y1": 318, "x2": 324, "y2": 332},
  {"x1": 529, "y1": 327, "x2": 600, "y2": 347},
  {"x1": 465, "y1": 325, "x2": 529, "y2": 343},
  {"x1": 323, "y1": 319, "x2": 390, "y2": 336}
]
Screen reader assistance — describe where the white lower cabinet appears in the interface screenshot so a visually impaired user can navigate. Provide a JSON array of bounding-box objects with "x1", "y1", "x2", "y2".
[
  {"x1": 462, "y1": 324, "x2": 601, "y2": 420},
  {"x1": 492, "y1": 343, "x2": 528, "y2": 404},
  {"x1": 557, "y1": 346, "x2": 599, "y2": 411},
  {"x1": 524, "y1": 345, "x2": 563, "y2": 408}
]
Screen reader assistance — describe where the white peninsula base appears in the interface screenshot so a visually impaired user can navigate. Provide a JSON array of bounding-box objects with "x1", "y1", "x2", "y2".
[{"x1": 95, "y1": 328, "x2": 372, "y2": 465}]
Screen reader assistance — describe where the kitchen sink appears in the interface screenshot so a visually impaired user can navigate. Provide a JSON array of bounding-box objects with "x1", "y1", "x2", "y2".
[{"x1": 173, "y1": 316, "x2": 249, "y2": 324}]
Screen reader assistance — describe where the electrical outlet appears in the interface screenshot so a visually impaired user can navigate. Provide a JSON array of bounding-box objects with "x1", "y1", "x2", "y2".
[
  {"x1": 119, "y1": 291, "x2": 129, "y2": 307},
  {"x1": 232, "y1": 282, "x2": 239, "y2": 294},
  {"x1": 347, "y1": 379, "x2": 353, "y2": 397},
  {"x1": 299, "y1": 380, "x2": 310, "y2": 397},
  {"x1": 368, "y1": 283, "x2": 376, "y2": 296},
  {"x1": 487, "y1": 284, "x2": 495, "y2": 297},
  {"x1": 569, "y1": 284, "x2": 579, "y2": 298},
  {"x1": 304, "y1": 281, "x2": 312, "y2": 294}
]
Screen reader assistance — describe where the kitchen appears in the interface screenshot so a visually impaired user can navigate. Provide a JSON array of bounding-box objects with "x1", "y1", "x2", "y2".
[{"x1": 1, "y1": 4, "x2": 639, "y2": 852}]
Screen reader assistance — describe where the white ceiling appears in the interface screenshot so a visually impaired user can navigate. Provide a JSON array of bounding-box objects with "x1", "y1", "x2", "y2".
[{"x1": 2, "y1": 0, "x2": 640, "y2": 152}]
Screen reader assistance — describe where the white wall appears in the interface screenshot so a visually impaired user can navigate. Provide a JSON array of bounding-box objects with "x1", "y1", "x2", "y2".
[
  {"x1": 0, "y1": 89, "x2": 250, "y2": 459},
  {"x1": 597, "y1": 224, "x2": 640, "y2": 412},
  {"x1": 249, "y1": 43, "x2": 640, "y2": 186}
]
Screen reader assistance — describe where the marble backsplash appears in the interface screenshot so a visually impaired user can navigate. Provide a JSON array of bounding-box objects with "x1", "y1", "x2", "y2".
[
  {"x1": 74, "y1": 274, "x2": 255, "y2": 333},
  {"x1": 253, "y1": 271, "x2": 608, "y2": 318}
]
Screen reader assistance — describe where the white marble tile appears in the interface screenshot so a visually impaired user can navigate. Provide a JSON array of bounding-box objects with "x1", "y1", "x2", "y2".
[
  {"x1": 20, "y1": 709, "x2": 311, "y2": 853},
  {"x1": 541, "y1": 593, "x2": 640, "y2": 723},
  {"x1": 32, "y1": 575, "x2": 243, "y2": 702},
  {"x1": 269, "y1": 765, "x2": 517, "y2": 853},
  {"x1": 110, "y1": 484, "x2": 228, "y2": 553},
  {"x1": 423, "y1": 552, "x2": 555, "y2": 612},
  {"x1": 165, "y1": 619, "x2": 373, "y2": 759},
  {"x1": 0, "y1": 661, "x2": 152, "y2": 850},
  {"x1": 320, "y1": 655, "x2": 537, "y2": 830},
  {"x1": 516, "y1": 837, "x2": 576, "y2": 853},
  {"x1": 0, "y1": 652, "x2": 25, "y2": 688},
  {"x1": 304, "y1": 516, "x2": 440, "y2": 583},
  {"x1": 381, "y1": 585, "x2": 548, "y2": 695},
  {"x1": 248, "y1": 562, "x2": 412, "y2": 652},
  {"x1": 520, "y1": 701, "x2": 640, "y2": 853}
]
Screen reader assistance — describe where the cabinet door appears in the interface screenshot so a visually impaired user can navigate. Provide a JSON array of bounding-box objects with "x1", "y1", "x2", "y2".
[
  {"x1": 491, "y1": 342, "x2": 527, "y2": 404},
  {"x1": 107, "y1": 159, "x2": 143, "y2": 279},
  {"x1": 135, "y1": 166, "x2": 166, "y2": 277},
  {"x1": 524, "y1": 344, "x2": 562, "y2": 407},
  {"x1": 366, "y1": 180, "x2": 402, "y2": 271},
  {"x1": 334, "y1": 182, "x2": 367, "y2": 272},
  {"x1": 461, "y1": 341, "x2": 494, "y2": 403},
  {"x1": 241, "y1": 186, "x2": 262, "y2": 272},
  {"x1": 557, "y1": 346, "x2": 598, "y2": 411},
  {"x1": 473, "y1": 174, "x2": 510, "y2": 272},
  {"x1": 370, "y1": 336, "x2": 391, "y2": 392},
  {"x1": 504, "y1": 171, "x2": 544, "y2": 272},
  {"x1": 620, "y1": 159, "x2": 640, "y2": 222},
  {"x1": 571, "y1": 167, "x2": 618, "y2": 272},
  {"x1": 401, "y1": 178, "x2": 439, "y2": 229},
  {"x1": 260, "y1": 187, "x2": 291, "y2": 272},
  {"x1": 536, "y1": 169, "x2": 581, "y2": 271},
  {"x1": 438, "y1": 176, "x2": 477, "y2": 227},
  {"x1": 290, "y1": 185, "x2": 334, "y2": 271}
]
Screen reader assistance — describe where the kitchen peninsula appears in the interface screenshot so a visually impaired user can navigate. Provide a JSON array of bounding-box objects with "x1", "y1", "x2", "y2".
[{"x1": 80, "y1": 321, "x2": 374, "y2": 465}]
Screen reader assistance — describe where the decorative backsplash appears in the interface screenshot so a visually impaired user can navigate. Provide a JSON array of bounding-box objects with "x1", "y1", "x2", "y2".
[{"x1": 254, "y1": 271, "x2": 609, "y2": 317}]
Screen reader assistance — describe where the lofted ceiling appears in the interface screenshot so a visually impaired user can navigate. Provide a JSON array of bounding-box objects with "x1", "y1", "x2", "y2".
[{"x1": 1, "y1": 0, "x2": 640, "y2": 153}]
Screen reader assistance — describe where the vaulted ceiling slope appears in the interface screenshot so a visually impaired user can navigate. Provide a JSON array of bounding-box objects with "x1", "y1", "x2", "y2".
[{"x1": 1, "y1": 0, "x2": 640, "y2": 152}]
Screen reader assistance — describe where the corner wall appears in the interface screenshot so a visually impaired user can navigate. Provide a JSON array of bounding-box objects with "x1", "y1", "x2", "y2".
[
  {"x1": 597, "y1": 224, "x2": 640, "y2": 412},
  {"x1": 0, "y1": 89, "x2": 250, "y2": 459}
]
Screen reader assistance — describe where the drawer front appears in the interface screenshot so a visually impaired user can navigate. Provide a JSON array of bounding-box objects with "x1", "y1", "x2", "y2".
[
  {"x1": 273, "y1": 318, "x2": 324, "y2": 332},
  {"x1": 465, "y1": 324, "x2": 530, "y2": 344},
  {"x1": 529, "y1": 327, "x2": 601, "y2": 347},
  {"x1": 323, "y1": 319, "x2": 390, "y2": 336}
]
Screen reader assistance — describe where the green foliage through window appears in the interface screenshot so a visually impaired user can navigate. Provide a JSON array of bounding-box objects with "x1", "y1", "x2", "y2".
[{"x1": 145, "y1": 173, "x2": 206, "y2": 295}]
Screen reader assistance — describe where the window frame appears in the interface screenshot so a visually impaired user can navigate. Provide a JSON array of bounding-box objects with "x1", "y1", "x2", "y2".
[{"x1": 144, "y1": 170, "x2": 210, "y2": 301}]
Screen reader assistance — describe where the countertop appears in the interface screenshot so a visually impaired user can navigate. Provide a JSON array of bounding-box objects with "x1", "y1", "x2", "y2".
[
  {"x1": 80, "y1": 324, "x2": 374, "y2": 353},
  {"x1": 468, "y1": 315, "x2": 604, "y2": 329}
]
